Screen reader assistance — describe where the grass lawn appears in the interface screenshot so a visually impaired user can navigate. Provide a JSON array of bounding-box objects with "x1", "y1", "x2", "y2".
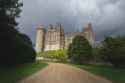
[
  {"x1": 0, "y1": 61, "x2": 48, "y2": 83},
  {"x1": 73, "y1": 64, "x2": 125, "y2": 83}
]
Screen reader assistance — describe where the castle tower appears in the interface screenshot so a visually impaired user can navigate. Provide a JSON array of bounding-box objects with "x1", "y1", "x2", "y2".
[
  {"x1": 44, "y1": 24, "x2": 65, "y2": 51},
  {"x1": 57, "y1": 24, "x2": 65, "y2": 49},
  {"x1": 83, "y1": 23, "x2": 95, "y2": 47},
  {"x1": 35, "y1": 25, "x2": 45, "y2": 52},
  {"x1": 44, "y1": 24, "x2": 54, "y2": 51}
]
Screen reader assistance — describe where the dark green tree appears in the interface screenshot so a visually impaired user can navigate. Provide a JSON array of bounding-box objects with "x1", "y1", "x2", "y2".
[
  {"x1": 67, "y1": 43, "x2": 73, "y2": 58},
  {"x1": 68, "y1": 35, "x2": 92, "y2": 64},
  {"x1": 92, "y1": 47, "x2": 102, "y2": 62},
  {"x1": 102, "y1": 36, "x2": 125, "y2": 68},
  {"x1": 0, "y1": 0, "x2": 36, "y2": 66}
]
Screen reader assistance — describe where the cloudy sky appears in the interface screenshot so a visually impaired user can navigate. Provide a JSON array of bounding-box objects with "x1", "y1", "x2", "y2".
[{"x1": 18, "y1": 0, "x2": 125, "y2": 43}]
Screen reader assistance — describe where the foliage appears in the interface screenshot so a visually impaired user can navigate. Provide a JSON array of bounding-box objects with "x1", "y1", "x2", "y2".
[
  {"x1": 92, "y1": 47, "x2": 103, "y2": 62},
  {"x1": 67, "y1": 43, "x2": 73, "y2": 58},
  {"x1": 68, "y1": 35, "x2": 92, "y2": 64},
  {"x1": 0, "y1": 28, "x2": 36, "y2": 65},
  {"x1": 13, "y1": 33, "x2": 36, "y2": 64},
  {"x1": 38, "y1": 50, "x2": 68, "y2": 62},
  {"x1": 0, "y1": 0, "x2": 22, "y2": 16},
  {"x1": 102, "y1": 36, "x2": 125, "y2": 68},
  {"x1": 0, "y1": 0, "x2": 36, "y2": 66}
]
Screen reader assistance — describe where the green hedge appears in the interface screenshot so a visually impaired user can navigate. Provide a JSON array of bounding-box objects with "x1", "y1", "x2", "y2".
[{"x1": 38, "y1": 50, "x2": 68, "y2": 61}]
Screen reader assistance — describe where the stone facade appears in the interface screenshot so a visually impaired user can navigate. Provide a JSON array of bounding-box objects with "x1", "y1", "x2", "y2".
[
  {"x1": 35, "y1": 23, "x2": 95, "y2": 52},
  {"x1": 44, "y1": 24, "x2": 65, "y2": 51}
]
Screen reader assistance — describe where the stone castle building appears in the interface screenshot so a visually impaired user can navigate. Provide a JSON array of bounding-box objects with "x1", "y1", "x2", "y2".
[{"x1": 35, "y1": 23, "x2": 95, "y2": 52}]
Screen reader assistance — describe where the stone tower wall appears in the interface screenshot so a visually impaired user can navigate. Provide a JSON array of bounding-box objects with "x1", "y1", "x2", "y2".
[
  {"x1": 44, "y1": 24, "x2": 65, "y2": 51},
  {"x1": 83, "y1": 23, "x2": 95, "y2": 47},
  {"x1": 35, "y1": 25, "x2": 45, "y2": 52}
]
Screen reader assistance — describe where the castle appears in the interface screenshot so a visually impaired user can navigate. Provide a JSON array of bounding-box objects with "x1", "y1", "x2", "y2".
[{"x1": 35, "y1": 23, "x2": 95, "y2": 52}]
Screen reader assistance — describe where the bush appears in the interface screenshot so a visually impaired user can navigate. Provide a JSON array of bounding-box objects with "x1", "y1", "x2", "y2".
[
  {"x1": 38, "y1": 50, "x2": 67, "y2": 62},
  {"x1": 102, "y1": 36, "x2": 125, "y2": 68},
  {"x1": 0, "y1": 26, "x2": 36, "y2": 66},
  {"x1": 14, "y1": 33, "x2": 36, "y2": 64},
  {"x1": 68, "y1": 35, "x2": 92, "y2": 64}
]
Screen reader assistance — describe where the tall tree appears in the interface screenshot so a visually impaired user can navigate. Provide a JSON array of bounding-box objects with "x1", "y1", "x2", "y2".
[
  {"x1": 0, "y1": 0, "x2": 36, "y2": 66},
  {"x1": 0, "y1": 0, "x2": 22, "y2": 25},
  {"x1": 68, "y1": 35, "x2": 92, "y2": 64},
  {"x1": 102, "y1": 36, "x2": 125, "y2": 68}
]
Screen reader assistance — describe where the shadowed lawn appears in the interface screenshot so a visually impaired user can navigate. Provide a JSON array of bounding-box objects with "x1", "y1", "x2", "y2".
[
  {"x1": 0, "y1": 61, "x2": 48, "y2": 83},
  {"x1": 73, "y1": 64, "x2": 125, "y2": 83}
]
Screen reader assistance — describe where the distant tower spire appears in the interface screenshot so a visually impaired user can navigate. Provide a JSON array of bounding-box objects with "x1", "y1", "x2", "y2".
[
  {"x1": 83, "y1": 23, "x2": 95, "y2": 47},
  {"x1": 49, "y1": 24, "x2": 53, "y2": 29}
]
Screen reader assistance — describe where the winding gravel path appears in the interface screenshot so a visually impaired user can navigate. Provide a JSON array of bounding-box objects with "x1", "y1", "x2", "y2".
[{"x1": 19, "y1": 63, "x2": 112, "y2": 83}]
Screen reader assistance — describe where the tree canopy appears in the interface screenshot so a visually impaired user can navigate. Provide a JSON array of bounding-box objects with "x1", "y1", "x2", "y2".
[
  {"x1": 68, "y1": 35, "x2": 92, "y2": 64},
  {"x1": 0, "y1": 0, "x2": 36, "y2": 66},
  {"x1": 102, "y1": 36, "x2": 125, "y2": 68}
]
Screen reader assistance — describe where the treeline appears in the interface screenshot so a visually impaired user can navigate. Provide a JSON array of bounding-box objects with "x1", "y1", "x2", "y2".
[
  {"x1": 101, "y1": 36, "x2": 125, "y2": 68},
  {"x1": 68, "y1": 35, "x2": 125, "y2": 68},
  {"x1": 0, "y1": 0, "x2": 36, "y2": 66},
  {"x1": 39, "y1": 35, "x2": 125, "y2": 68}
]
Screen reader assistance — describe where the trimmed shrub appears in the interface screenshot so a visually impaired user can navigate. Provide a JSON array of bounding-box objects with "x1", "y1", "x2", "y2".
[{"x1": 38, "y1": 50, "x2": 67, "y2": 62}]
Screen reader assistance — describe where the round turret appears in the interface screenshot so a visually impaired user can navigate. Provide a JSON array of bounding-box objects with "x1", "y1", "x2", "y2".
[{"x1": 35, "y1": 25, "x2": 45, "y2": 52}]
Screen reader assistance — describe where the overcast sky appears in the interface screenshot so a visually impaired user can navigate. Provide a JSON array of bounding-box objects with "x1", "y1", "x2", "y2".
[{"x1": 17, "y1": 0, "x2": 125, "y2": 43}]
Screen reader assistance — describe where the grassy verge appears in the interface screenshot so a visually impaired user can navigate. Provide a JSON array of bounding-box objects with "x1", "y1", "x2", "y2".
[
  {"x1": 0, "y1": 61, "x2": 48, "y2": 83},
  {"x1": 73, "y1": 64, "x2": 125, "y2": 83}
]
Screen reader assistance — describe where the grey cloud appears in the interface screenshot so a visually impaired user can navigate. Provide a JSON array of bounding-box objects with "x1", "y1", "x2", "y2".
[{"x1": 17, "y1": 0, "x2": 125, "y2": 43}]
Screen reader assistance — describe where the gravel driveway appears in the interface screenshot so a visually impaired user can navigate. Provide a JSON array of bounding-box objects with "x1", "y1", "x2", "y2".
[{"x1": 18, "y1": 63, "x2": 112, "y2": 83}]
